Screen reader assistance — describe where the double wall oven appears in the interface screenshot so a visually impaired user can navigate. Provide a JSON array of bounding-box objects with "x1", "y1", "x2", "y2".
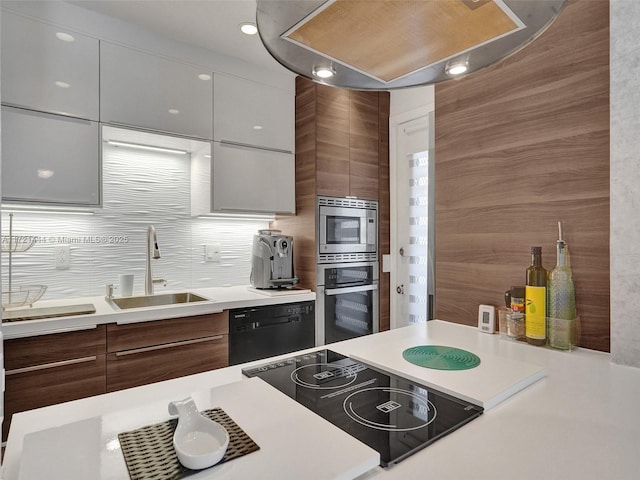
[{"x1": 317, "y1": 196, "x2": 378, "y2": 346}]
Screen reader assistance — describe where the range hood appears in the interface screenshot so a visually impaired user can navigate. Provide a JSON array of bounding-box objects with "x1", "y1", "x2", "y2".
[{"x1": 256, "y1": 0, "x2": 567, "y2": 89}]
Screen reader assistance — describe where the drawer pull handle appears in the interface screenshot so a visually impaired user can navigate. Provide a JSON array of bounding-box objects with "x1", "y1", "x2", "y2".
[
  {"x1": 220, "y1": 139, "x2": 292, "y2": 155},
  {"x1": 6, "y1": 356, "x2": 98, "y2": 376},
  {"x1": 115, "y1": 336, "x2": 224, "y2": 357}
]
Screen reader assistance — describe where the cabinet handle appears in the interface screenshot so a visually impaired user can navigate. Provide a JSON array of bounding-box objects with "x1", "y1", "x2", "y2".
[
  {"x1": 115, "y1": 336, "x2": 224, "y2": 357},
  {"x1": 219, "y1": 139, "x2": 292, "y2": 155},
  {"x1": 4, "y1": 324, "x2": 98, "y2": 340},
  {"x1": 6, "y1": 356, "x2": 98, "y2": 376},
  {"x1": 325, "y1": 284, "x2": 378, "y2": 296}
]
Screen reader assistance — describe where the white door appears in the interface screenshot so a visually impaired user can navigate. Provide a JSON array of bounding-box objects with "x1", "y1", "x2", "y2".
[{"x1": 390, "y1": 114, "x2": 435, "y2": 328}]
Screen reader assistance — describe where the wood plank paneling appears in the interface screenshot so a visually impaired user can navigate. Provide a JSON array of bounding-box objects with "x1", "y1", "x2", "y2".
[
  {"x1": 434, "y1": 0, "x2": 610, "y2": 352},
  {"x1": 378, "y1": 92, "x2": 391, "y2": 331},
  {"x1": 350, "y1": 90, "x2": 380, "y2": 200},
  {"x1": 316, "y1": 83, "x2": 350, "y2": 197},
  {"x1": 274, "y1": 78, "x2": 390, "y2": 329}
]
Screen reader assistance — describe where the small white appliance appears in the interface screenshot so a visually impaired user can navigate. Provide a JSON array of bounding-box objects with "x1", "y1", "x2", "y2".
[
  {"x1": 250, "y1": 229, "x2": 299, "y2": 289},
  {"x1": 478, "y1": 304, "x2": 496, "y2": 333}
]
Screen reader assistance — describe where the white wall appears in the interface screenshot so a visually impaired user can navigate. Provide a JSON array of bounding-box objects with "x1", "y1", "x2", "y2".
[{"x1": 610, "y1": 0, "x2": 640, "y2": 367}]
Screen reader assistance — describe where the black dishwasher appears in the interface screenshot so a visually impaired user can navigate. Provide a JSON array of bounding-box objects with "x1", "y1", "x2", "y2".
[{"x1": 229, "y1": 301, "x2": 315, "y2": 365}]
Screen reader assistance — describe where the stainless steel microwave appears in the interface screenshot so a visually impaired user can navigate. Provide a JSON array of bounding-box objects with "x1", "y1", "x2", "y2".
[{"x1": 317, "y1": 196, "x2": 378, "y2": 263}]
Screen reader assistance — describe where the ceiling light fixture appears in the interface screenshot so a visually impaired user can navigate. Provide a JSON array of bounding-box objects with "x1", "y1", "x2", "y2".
[
  {"x1": 445, "y1": 58, "x2": 469, "y2": 76},
  {"x1": 256, "y1": 0, "x2": 567, "y2": 89},
  {"x1": 105, "y1": 140, "x2": 188, "y2": 155},
  {"x1": 55, "y1": 32, "x2": 75, "y2": 42},
  {"x1": 312, "y1": 65, "x2": 336, "y2": 79},
  {"x1": 240, "y1": 22, "x2": 258, "y2": 35},
  {"x1": 198, "y1": 73, "x2": 212, "y2": 81}
]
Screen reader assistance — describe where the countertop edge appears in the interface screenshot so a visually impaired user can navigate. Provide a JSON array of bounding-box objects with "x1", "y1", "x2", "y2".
[{"x1": 1, "y1": 285, "x2": 316, "y2": 339}]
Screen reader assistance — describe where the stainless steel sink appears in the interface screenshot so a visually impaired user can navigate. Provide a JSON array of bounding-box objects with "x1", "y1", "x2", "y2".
[{"x1": 110, "y1": 292, "x2": 209, "y2": 310}]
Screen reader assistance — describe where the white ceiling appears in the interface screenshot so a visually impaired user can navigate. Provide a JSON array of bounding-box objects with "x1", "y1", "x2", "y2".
[{"x1": 66, "y1": 0, "x2": 279, "y2": 70}]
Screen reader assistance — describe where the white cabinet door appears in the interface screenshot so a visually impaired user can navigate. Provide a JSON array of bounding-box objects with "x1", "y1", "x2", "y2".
[
  {"x1": 211, "y1": 142, "x2": 295, "y2": 214},
  {"x1": 100, "y1": 42, "x2": 213, "y2": 139},
  {"x1": 213, "y1": 74, "x2": 294, "y2": 153},
  {"x1": 1, "y1": 12, "x2": 99, "y2": 120},
  {"x1": 1, "y1": 107, "x2": 100, "y2": 206}
]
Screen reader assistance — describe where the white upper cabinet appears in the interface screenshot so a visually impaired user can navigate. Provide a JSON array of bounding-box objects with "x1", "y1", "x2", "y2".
[
  {"x1": 1, "y1": 12, "x2": 99, "y2": 120},
  {"x1": 212, "y1": 143, "x2": 295, "y2": 214},
  {"x1": 191, "y1": 142, "x2": 295, "y2": 215},
  {"x1": 100, "y1": 42, "x2": 213, "y2": 139},
  {"x1": 213, "y1": 73, "x2": 294, "y2": 153},
  {"x1": 1, "y1": 106, "x2": 100, "y2": 207}
]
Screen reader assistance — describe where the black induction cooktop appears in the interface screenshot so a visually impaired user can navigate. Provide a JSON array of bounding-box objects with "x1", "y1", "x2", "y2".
[{"x1": 242, "y1": 350, "x2": 483, "y2": 467}]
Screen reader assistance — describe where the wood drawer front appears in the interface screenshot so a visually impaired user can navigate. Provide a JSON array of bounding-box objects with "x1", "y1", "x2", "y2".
[
  {"x1": 107, "y1": 311, "x2": 229, "y2": 353},
  {"x1": 106, "y1": 335, "x2": 228, "y2": 392},
  {"x1": 4, "y1": 325, "x2": 107, "y2": 370},
  {"x1": 3, "y1": 355, "x2": 106, "y2": 441}
]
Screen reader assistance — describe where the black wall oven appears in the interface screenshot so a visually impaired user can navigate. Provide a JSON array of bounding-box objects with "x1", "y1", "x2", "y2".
[{"x1": 317, "y1": 261, "x2": 379, "y2": 345}]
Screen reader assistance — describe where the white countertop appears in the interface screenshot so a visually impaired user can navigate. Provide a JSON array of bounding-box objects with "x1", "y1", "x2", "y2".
[
  {"x1": 3, "y1": 320, "x2": 640, "y2": 480},
  {"x1": 1, "y1": 285, "x2": 316, "y2": 339}
]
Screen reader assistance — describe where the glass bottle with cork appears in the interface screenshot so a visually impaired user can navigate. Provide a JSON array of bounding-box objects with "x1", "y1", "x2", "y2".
[
  {"x1": 525, "y1": 246, "x2": 547, "y2": 346},
  {"x1": 547, "y1": 221, "x2": 577, "y2": 349}
]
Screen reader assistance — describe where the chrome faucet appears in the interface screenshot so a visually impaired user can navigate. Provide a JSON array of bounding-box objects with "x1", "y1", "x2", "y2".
[{"x1": 145, "y1": 225, "x2": 166, "y2": 295}]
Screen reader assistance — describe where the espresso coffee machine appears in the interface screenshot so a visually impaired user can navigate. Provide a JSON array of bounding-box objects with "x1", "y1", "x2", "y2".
[{"x1": 250, "y1": 229, "x2": 299, "y2": 289}]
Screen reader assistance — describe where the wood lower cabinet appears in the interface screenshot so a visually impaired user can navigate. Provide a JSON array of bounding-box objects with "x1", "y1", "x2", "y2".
[
  {"x1": 106, "y1": 311, "x2": 229, "y2": 392},
  {"x1": 2, "y1": 312, "x2": 230, "y2": 440},
  {"x1": 3, "y1": 326, "x2": 107, "y2": 441},
  {"x1": 106, "y1": 335, "x2": 227, "y2": 392}
]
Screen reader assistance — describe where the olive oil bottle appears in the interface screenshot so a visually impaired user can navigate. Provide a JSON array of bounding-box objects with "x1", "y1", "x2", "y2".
[{"x1": 525, "y1": 246, "x2": 547, "y2": 346}]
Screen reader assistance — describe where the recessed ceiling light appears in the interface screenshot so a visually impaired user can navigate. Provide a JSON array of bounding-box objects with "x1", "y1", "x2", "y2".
[
  {"x1": 198, "y1": 73, "x2": 212, "y2": 81},
  {"x1": 240, "y1": 23, "x2": 258, "y2": 35},
  {"x1": 445, "y1": 59, "x2": 469, "y2": 76},
  {"x1": 55, "y1": 81, "x2": 71, "y2": 89},
  {"x1": 168, "y1": 108, "x2": 180, "y2": 115},
  {"x1": 312, "y1": 65, "x2": 336, "y2": 79},
  {"x1": 37, "y1": 169, "x2": 55, "y2": 179},
  {"x1": 56, "y1": 32, "x2": 75, "y2": 42},
  {"x1": 253, "y1": 125, "x2": 263, "y2": 130}
]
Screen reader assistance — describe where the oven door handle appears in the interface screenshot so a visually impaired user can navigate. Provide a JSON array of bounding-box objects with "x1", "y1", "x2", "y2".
[{"x1": 325, "y1": 284, "x2": 378, "y2": 296}]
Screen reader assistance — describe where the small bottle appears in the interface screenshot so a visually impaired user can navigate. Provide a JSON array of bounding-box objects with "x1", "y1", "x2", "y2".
[
  {"x1": 548, "y1": 221, "x2": 577, "y2": 349},
  {"x1": 525, "y1": 247, "x2": 547, "y2": 346},
  {"x1": 507, "y1": 286, "x2": 526, "y2": 340}
]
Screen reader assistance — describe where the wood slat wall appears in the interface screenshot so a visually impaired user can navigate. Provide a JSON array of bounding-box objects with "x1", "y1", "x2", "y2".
[
  {"x1": 273, "y1": 77, "x2": 391, "y2": 331},
  {"x1": 378, "y1": 93, "x2": 391, "y2": 332},
  {"x1": 433, "y1": 0, "x2": 610, "y2": 351}
]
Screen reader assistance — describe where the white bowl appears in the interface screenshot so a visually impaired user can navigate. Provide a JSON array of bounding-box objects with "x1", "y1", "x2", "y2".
[{"x1": 168, "y1": 397, "x2": 229, "y2": 470}]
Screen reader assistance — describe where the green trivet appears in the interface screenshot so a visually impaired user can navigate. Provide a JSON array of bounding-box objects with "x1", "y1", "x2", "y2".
[{"x1": 402, "y1": 345, "x2": 481, "y2": 370}]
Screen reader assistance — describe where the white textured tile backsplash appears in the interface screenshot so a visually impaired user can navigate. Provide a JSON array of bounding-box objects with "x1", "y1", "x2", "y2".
[{"x1": 1, "y1": 143, "x2": 269, "y2": 300}]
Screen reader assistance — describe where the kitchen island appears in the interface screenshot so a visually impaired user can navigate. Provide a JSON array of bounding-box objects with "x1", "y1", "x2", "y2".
[{"x1": 3, "y1": 320, "x2": 640, "y2": 479}]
